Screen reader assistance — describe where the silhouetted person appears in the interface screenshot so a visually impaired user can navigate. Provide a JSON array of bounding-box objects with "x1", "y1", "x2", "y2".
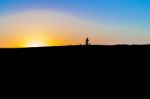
[{"x1": 86, "y1": 38, "x2": 89, "y2": 46}]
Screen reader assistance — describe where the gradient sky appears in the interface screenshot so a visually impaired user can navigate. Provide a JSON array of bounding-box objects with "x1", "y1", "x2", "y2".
[{"x1": 0, "y1": 0, "x2": 150, "y2": 47}]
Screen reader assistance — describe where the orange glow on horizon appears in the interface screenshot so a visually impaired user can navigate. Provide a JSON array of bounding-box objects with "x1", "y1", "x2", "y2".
[
  {"x1": 26, "y1": 41, "x2": 48, "y2": 47},
  {"x1": 23, "y1": 38, "x2": 53, "y2": 48}
]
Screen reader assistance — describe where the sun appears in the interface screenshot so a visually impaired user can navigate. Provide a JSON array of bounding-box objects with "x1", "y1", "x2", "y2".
[{"x1": 26, "y1": 41, "x2": 48, "y2": 47}]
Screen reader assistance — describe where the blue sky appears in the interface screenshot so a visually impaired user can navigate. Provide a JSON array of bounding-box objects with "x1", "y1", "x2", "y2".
[
  {"x1": 0, "y1": 0, "x2": 150, "y2": 47},
  {"x1": 1, "y1": 0, "x2": 150, "y2": 21}
]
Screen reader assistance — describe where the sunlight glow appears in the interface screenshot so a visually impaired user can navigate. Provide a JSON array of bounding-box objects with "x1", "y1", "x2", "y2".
[{"x1": 26, "y1": 41, "x2": 48, "y2": 47}]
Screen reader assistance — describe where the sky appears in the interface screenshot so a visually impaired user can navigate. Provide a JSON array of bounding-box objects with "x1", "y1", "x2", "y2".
[{"x1": 0, "y1": 0, "x2": 150, "y2": 48}]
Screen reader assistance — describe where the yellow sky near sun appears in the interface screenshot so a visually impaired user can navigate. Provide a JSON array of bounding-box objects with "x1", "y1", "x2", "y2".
[
  {"x1": 0, "y1": 10, "x2": 100, "y2": 48},
  {"x1": 0, "y1": 10, "x2": 147, "y2": 48}
]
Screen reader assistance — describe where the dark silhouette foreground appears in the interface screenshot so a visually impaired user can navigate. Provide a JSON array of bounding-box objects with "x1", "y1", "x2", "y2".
[
  {"x1": 1, "y1": 45, "x2": 149, "y2": 90},
  {"x1": 0, "y1": 45, "x2": 149, "y2": 74},
  {"x1": 1, "y1": 45, "x2": 150, "y2": 61}
]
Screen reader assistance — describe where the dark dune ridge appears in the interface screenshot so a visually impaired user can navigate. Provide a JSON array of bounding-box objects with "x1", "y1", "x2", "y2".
[
  {"x1": 1, "y1": 45, "x2": 150, "y2": 60},
  {"x1": 1, "y1": 45, "x2": 149, "y2": 79}
]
